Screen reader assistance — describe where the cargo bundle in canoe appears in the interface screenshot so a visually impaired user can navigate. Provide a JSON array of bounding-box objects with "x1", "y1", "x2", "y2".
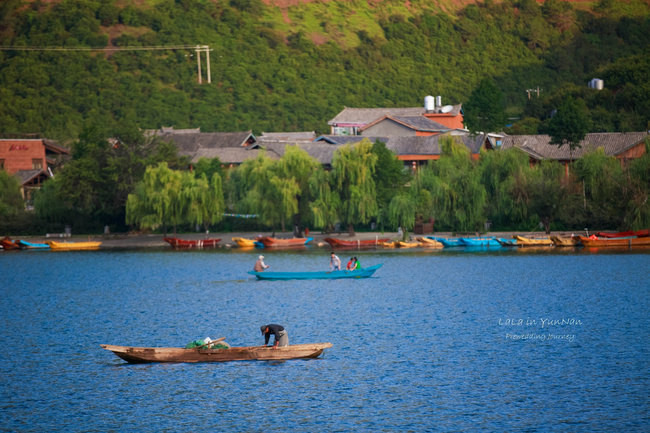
[
  {"x1": 257, "y1": 236, "x2": 312, "y2": 247},
  {"x1": 163, "y1": 237, "x2": 221, "y2": 248},
  {"x1": 324, "y1": 237, "x2": 389, "y2": 248},
  {"x1": 101, "y1": 343, "x2": 333, "y2": 363}
]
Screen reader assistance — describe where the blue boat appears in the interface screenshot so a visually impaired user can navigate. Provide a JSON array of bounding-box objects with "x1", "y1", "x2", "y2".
[
  {"x1": 17, "y1": 240, "x2": 50, "y2": 249},
  {"x1": 427, "y1": 237, "x2": 463, "y2": 247},
  {"x1": 458, "y1": 237, "x2": 503, "y2": 247},
  {"x1": 249, "y1": 264, "x2": 383, "y2": 280}
]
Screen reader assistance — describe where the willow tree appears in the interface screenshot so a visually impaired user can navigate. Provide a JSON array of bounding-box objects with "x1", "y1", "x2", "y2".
[
  {"x1": 478, "y1": 147, "x2": 531, "y2": 229},
  {"x1": 511, "y1": 159, "x2": 568, "y2": 234},
  {"x1": 623, "y1": 140, "x2": 650, "y2": 230},
  {"x1": 388, "y1": 193, "x2": 416, "y2": 239},
  {"x1": 184, "y1": 172, "x2": 225, "y2": 233},
  {"x1": 310, "y1": 168, "x2": 340, "y2": 233},
  {"x1": 572, "y1": 147, "x2": 625, "y2": 228},
  {"x1": 126, "y1": 162, "x2": 182, "y2": 235},
  {"x1": 418, "y1": 137, "x2": 486, "y2": 232},
  {"x1": 275, "y1": 145, "x2": 321, "y2": 236},
  {"x1": 330, "y1": 139, "x2": 378, "y2": 235}
]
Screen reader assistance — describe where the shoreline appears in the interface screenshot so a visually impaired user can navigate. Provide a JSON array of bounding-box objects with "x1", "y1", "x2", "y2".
[{"x1": 9, "y1": 230, "x2": 590, "y2": 249}]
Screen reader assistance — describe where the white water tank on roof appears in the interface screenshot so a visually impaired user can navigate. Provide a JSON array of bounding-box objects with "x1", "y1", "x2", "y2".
[
  {"x1": 425, "y1": 95, "x2": 435, "y2": 111},
  {"x1": 436, "y1": 96, "x2": 442, "y2": 108}
]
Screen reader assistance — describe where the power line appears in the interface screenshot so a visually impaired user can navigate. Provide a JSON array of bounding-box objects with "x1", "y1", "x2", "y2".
[
  {"x1": 0, "y1": 45, "x2": 199, "y2": 51},
  {"x1": 0, "y1": 44, "x2": 213, "y2": 84}
]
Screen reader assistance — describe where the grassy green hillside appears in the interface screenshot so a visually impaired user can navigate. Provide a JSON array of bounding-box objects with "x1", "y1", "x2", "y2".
[{"x1": 0, "y1": 0, "x2": 648, "y2": 141}]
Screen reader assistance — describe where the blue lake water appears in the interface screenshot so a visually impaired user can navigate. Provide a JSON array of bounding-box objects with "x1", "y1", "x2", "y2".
[{"x1": 1, "y1": 246, "x2": 648, "y2": 432}]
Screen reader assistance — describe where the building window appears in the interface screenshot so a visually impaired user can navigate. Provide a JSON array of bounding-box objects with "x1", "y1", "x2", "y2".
[
  {"x1": 32, "y1": 159, "x2": 43, "y2": 170},
  {"x1": 0, "y1": 159, "x2": 4, "y2": 169}
]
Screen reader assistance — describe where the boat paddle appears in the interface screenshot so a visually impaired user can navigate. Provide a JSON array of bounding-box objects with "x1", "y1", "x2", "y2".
[{"x1": 196, "y1": 336, "x2": 226, "y2": 349}]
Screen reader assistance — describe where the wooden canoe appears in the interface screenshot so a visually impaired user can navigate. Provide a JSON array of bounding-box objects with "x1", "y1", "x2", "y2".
[
  {"x1": 101, "y1": 342, "x2": 333, "y2": 363},
  {"x1": 46, "y1": 240, "x2": 102, "y2": 250},
  {"x1": 231, "y1": 237, "x2": 262, "y2": 248},
  {"x1": 323, "y1": 237, "x2": 389, "y2": 248},
  {"x1": 1, "y1": 237, "x2": 20, "y2": 250},
  {"x1": 257, "y1": 236, "x2": 312, "y2": 247},
  {"x1": 415, "y1": 237, "x2": 443, "y2": 248},
  {"x1": 595, "y1": 229, "x2": 649, "y2": 238},
  {"x1": 17, "y1": 240, "x2": 50, "y2": 249},
  {"x1": 163, "y1": 237, "x2": 221, "y2": 249},
  {"x1": 249, "y1": 264, "x2": 382, "y2": 280},
  {"x1": 550, "y1": 235, "x2": 581, "y2": 247},
  {"x1": 578, "y1": 235, "x2": 650, "y2": 248},
  {"x1": 513, "y1": 235, "x2": 553, "y2": 247}
]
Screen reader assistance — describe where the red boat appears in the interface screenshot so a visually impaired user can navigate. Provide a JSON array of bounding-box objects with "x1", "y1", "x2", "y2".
[
  {"x1": 1, "y1": 237, "x2": 20, "y2": 250},
  {"x1": 579, "y1": 235, "x2": 650, "y2": 248},
  {"x1": 324, "y1": 237, "x2": 390, "y2": 248},
  {"x1": 257, "y1": 236, "x2": 312, "y2": 247},
  {"x1": 163, "y1": 237, "x2": 221, "y2": 249},
  {"x1": 596, "y1": 229, "x2": 649, "y2": 238}
]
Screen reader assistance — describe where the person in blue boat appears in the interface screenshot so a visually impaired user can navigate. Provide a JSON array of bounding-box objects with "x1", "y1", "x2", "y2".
[
  {"x1": 346, "y1": 257, "x2": 355, "y2": 270},
  {"x1": 261, "y1": 324, "x2": 289, "y2": 348},
  {"x1": 330, "y1": 252, "x2": 341, "y2": 271},
  {"x1": 254, "y1": 255, "x2": 269, "y2": 272},
  {"x1": 353, "y1": 256, "x2": 361, "y2": 270}
]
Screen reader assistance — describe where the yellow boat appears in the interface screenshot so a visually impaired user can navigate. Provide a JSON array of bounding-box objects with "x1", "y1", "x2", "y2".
[
  {"x1": 46, "y1": 240, "x2": 102, "y2": 251},
  {"x1": 416, "y1": 237, "x2": 444, "y2": 248},
  {"x1": 396, "y1": 240, "x2": 420, "y2": 248},
  {"x1": 550, "y1": 235, "x2": 581, "y2": 247},
  {"x1": 514, "y1": 235, "x2": 553, "y2": 247},
  {"x1": 232, "y1": 237, "x2": 259, "y2": 248},
  {"x1": 380, "y1": 241, "x2": 398, "y2": 248}
]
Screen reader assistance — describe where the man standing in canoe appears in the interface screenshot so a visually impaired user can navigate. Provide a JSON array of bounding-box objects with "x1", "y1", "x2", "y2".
[
  {"x1": 254, "y1": 255, "x2": 269, "y2": 272},
  {"x1": 261, "y1": 324, "x2": 288, "y2": 348},
  {"x1": 330, "y1": 252, "x2": 341, "y2": 271}
]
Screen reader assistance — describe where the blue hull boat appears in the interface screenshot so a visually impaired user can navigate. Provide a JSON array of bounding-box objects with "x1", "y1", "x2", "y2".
[
  {"x1": 428, "y1": 237, "x2": 463, "y2": 247},
  {"x1": 458, "y1": 237, "x2": 503, "y2": 247},
  {"x1": 17, "y1": 240, "x2": 50, "y2": 249},
  {"x1": 249, "y1": 264, "x2": 383, "y2": 280}
]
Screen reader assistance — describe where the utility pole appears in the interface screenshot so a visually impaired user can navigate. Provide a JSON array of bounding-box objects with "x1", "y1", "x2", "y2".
[{"x1": 195, "y1": 45, "x2": 212, "y2": 84}]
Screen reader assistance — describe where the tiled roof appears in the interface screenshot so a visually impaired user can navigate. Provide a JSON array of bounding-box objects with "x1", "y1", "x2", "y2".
[
  {"x1": 362, "y1": 115, "x2": 450, "y2": 133},
  {"x1": 500, "y1": 132, "x2": 648, "y2": 160},
  {"x1": 258, "y1": 131, "x2": 316, "y2": 143},
  {"x1": 328, "y1": 107, "x2": 426, "y2": 126},
  {"x1": 14, "y1": 169, "x2": 48, "y2": 185},
  {"x1": 153, "y1": 130, "x2": 256, "y2": 160},
  {"x1": 328, "y1": 104, "x2": 463, "y2": 126},
  {"x1": 192, "y1": 147, "x2": 280, "y2": 164}
]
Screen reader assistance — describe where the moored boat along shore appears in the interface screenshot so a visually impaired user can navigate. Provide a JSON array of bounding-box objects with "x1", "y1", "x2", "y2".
[{"x1": 3, "y1": 230, "x2": 616, "y2": 249}]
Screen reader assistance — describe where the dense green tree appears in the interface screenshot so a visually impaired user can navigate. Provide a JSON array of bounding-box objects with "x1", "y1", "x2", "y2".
[
  {"x1": 0, "y1": 170, "x2": 23, "y2": 218},
  {"x1": 463, "y1": 79, "x2": 507, "y2": 133},
  {"x1": 546, "y1": 97, "x2": 592, "y2": 159}
]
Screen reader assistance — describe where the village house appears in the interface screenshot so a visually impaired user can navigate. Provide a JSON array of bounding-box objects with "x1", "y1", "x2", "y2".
[
  {"x1": 0, "y1": 137, "x2": 69, "y2": 206},
  {"x1": 500, "y1": 132, "x2": 649, "y2": 176}
]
